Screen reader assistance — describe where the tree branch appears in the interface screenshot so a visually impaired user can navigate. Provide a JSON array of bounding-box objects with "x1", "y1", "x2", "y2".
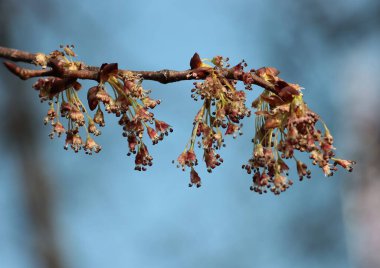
[
  {"x1": 0, "y1": 46, "x2": 356, "y2": 194},
  {"x1": 0, "y1": 46, "x2": 36, "y2": 63},
  {"x1": 0, "y1": 46, "x2": 276, "y2": 93}
]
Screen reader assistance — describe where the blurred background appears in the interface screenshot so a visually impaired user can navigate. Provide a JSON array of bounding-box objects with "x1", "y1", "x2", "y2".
[{"x1": 0, "y1": 0, "x2": 379, "y2": 267}]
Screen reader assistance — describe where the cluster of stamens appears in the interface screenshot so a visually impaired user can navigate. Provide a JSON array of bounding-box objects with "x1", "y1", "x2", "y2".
[
  {"x1": 32, "y1": 46, "x2": 172, "y2": 169},
  {"x1": 178, "y1": 57, "x2": 251, "y2": 187},
  {"x1": 242, "y1": 67, "x2": 355, "y2": 195}
]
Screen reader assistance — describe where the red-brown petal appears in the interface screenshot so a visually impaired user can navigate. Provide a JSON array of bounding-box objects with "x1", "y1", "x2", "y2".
[
  {"x1": 87, "y1": 86, "x2": 99, "y2": 111},
  {"x1": 99, "y1": 63, "x2": 118, "y2": 83}
]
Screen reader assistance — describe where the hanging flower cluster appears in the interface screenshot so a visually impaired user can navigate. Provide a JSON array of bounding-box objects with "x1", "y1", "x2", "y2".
[
  {"x1": 32, "y1": 45, "x2": 172, "y2": 168},
  {"x1": 242, "y1": 67, "x2": 355, "y2": 195},
  {"x1": 177, "y1": 54, "x2": 251, "y2": 187}
]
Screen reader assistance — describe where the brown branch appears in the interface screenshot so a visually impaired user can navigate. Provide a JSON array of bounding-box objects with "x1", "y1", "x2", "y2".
[
  {"x1": 0, "y1": 46, "x2": 36, "y2": 63},
  {"x1": 0, "y1": 46, "x2": 276, "y2": 93}
]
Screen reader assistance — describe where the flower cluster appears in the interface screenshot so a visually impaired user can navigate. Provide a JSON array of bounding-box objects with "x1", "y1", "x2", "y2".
[
  {"x1": 28, "y1": 47, "x2": 354, "y2": 193},
  {"x1": 178, "y1": 55, "x2": 250, "y2": 187},
  {"x1": 32, "y1": 46, "x2": 171, "y2": 167},
  {"x1": 242, "y1": 67, "x2": 355, "y2": 195}
]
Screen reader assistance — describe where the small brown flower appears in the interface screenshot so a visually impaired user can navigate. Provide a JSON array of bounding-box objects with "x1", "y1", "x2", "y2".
[
  {"x1": 272, "y1": 174, "x2": 291, "y2": 195},
  {"x1": 321, "y1": 164, "x2": 332, "y2": 176},
  {"x1": 64, "y1": 130, "x2": 74, "y2": 150},
  {"x1": 155, "y1": 119, "x2": 172, "y2": 135},
  {"x1": 93, "y1": 107, "x2": 105, "y2": 127},
  {"x1": 177, "y1": 150, "x2": 197, "y2": 170},
  {"x1": 225, "y1": 122, "x2": 239, "y2": 136},
  {"x1": 84, "y1": 137, "x2": 101, "y2": 154},
  {"x1": 60, "y1": 101, "x2": 72, "y2": 117},
  {"x1": 127, "y1": 134, "x2": 138, "y2": 154},
  {"x1": 142, "y1": 97, "x2": 159, "y2": 109},
  {"x1": 296, "y1": 160, "x2": 310, "y2": 180},
  {"x1": 71, "y1": 133, "x2": 83, "y2": 153},
  {"x1": 204, "y1": 148, "x2": 223, "y2": 172},
  {"x1": 69, "y1": 106, "x2": 85, "y2": 126},
  {"x1": 124, "y1": 118, "x2": 144, "y2": 136},
  {"x1": 134, "y1": 107, "x2": 152, "y2": 122},
  {"x1": 64, "y1": 130, "x2": 82, "y2": 153},
  {"x1": 276, "y1": 158, "x2": 289, "y2": 174},
  {"x1": 333, "y1": 158, "x2": 355, "y2": 172},
  {"x1": 88, "y1": 121, "x2": 101, "y2": 136},
  {"x1": 189, "y1": 168, "x2": 201, "y2": 187},
  {"x1": 95, "y1": 88, "x2": 111, "y2": 104},
  {"x1": 250, "y1": 171, "x2": 270, "y2": 194},
  {"x1": 52, "y1": 122, "x2": 65, "y2": 138},
  {"x1": 146, "y1": 126, "x2": 160, "y2": 145},
  {"x1": 134, "y1": 142, "x2": 153, "y2": 170},
  {"x1": 47, "y1": 106, "x2": 56, "y2": 120}
]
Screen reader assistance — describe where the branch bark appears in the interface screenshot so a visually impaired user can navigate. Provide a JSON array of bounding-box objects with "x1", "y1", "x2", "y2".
[{"x1": 0, "y1": 46, "x2": 276, "y2": 93}]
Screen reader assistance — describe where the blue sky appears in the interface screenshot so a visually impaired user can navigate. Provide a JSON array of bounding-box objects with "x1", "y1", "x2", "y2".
[{"x1": 1, "y1": 0, "x2": 378, "y2": 267}]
